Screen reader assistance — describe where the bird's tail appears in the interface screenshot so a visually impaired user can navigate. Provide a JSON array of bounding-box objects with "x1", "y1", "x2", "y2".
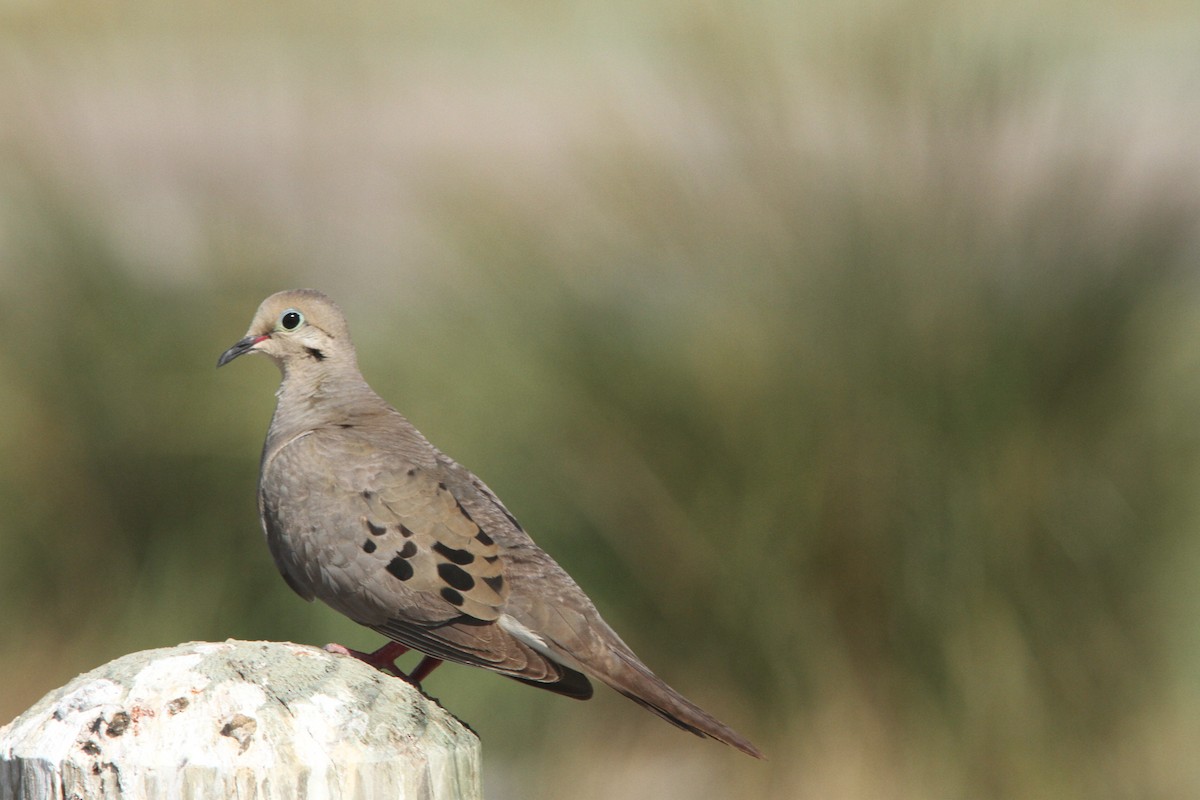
[{"x1": 596, "y1": 649, "x2": 765, "y2": 759}]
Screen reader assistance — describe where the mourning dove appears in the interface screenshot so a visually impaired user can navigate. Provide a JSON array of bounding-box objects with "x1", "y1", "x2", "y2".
[{"x1": 218, "y1": 289, "x2": 763, "y2": 758}]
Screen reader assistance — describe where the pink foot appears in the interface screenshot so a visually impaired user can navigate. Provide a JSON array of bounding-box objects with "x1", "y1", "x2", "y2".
[
  {"x1": 324, "y1": 641, "x2": 446, "y2": 686},
  {"x1": 323, "y1": 641, "x2": 410, "y2": 677}
]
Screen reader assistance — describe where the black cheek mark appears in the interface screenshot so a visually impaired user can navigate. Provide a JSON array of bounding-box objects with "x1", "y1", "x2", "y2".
[
  {"x1": 399, "y1": 524, "x2": 415, "y2": 538},
  {"x1": 483, "y1": 575, "x2": 504, "y2": 593},
  {"x1": 361, "y1": 490, "x2": 373, "y2": 500},
  {"x1": 475, "y1": 530, "x2": 494, "y2": 547},
  {"x1": 441, "y1": 588, "x2": 464, "y2": 606},
  {"x1": 438, "y1": 563, "x2": 475, "y2": 591},
  {"x1": 338, "y1": 423, "x2": 354, "y2": 429},
  {"x1": 362, "y1": 539, "x2": 377, "y2": 554},
  {"x1": 406, "y1": 468, "x2": 417, "y2": 476},
  {"x1": 304, "y1": 346, "x2": 326, "y2": 361},
  {"x1": 433, "y1": 542, "x2": 475, "y2": 565},
  {"x1": 386, "y1": 556, "x2": 413, "y2": 581},
  {"x1": 398, "y1": 541, "x2": 418, "y2": 559},
  {"x1": 366, "y1": 520, "x2": 387, "y2": 537}
]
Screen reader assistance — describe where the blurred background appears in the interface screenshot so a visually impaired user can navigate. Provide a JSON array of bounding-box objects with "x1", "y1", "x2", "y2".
[{"x1": 2, "y1": 0, "x2": 1200, "y2": 797}]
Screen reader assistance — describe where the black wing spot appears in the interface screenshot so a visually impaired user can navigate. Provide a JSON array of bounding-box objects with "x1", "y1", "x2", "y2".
[
  {"x1": 475, "y1": 530, "x2": 494, "y2": 546},
  {"x1": 399, "y1": 524, "x2": 415, "y2": 538},
  {"x1": 366, "y1": 520, "x2": 387, "y2": 537},
  {"x1": 361, "y1": 490, "x2": 373, "y2": 499},
  {"x1": 437, "y1": 481, "x2": 447, "y2": 492},
  {"x1": 456, "y1": 501, "x2": 476, "y2": 524},
  {"x1": 398, "y1": 540, "x2": 418, "y2": 559},
  {"x1": 441, "y1": 587, "x2": 464, "y2": 606},
  {"x1": 362, "y1": 539, "x2": 377, "y2": 554},
  {"x1": 483, "y1": 575, "x2": 504, "y2": 593},
  {"x1": 433, "y1": 542, "x2": 475, "y2": 565},
  {"x1": 386, "y1": 556, "x2": 413, "y2": 581},
  {"x1": 483, "y1": 555, "x2": 500, "y2": 564},
  {"x1": 437, "y1": 563, "x2": 475, "y2": 591},
  {"x1": 407, "y1": 467, "x2": 417, "y2": 476}
]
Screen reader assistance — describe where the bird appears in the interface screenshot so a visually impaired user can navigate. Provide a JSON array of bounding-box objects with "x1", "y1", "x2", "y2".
[{"x1": 218, "y1": 288, "x2": 763, "y2": 758}]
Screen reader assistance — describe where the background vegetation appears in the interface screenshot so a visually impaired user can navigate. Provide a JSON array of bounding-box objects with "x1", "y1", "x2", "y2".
[{"x1": 3, "y1": 1, "x2": 1200, "y2": 797}]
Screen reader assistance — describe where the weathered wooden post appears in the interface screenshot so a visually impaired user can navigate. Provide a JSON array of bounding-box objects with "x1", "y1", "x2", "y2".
[{"x1": 0, "y1": 640, "x2": 481, "y2": 799}]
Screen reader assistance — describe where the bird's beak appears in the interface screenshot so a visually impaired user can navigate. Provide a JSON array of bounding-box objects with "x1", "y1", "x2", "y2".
[{"x1": 217, "y1": 334, "x2": 270, "y2": 368}]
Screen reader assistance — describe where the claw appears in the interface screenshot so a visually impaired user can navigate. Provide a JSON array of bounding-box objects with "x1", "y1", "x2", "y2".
[
  {"x1": 324, "y1": 642, "x2": 446, "y2": 686},
  {"x1": 323, "y1": 641, "x2": 410, "y2": 677}
]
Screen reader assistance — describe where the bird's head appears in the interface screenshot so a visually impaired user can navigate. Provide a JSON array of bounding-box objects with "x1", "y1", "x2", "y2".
[{"x1": 218, "y1": 288, "x2": 356, "y2": 373}]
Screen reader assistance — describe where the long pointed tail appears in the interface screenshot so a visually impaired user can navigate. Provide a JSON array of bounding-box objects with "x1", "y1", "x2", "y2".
[{"x1": 599, "y1": 650, "x2": 765, "y2": 759}]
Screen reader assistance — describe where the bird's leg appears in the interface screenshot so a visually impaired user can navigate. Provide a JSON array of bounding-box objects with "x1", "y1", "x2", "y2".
[
  {"x1": 324, "y1": 641, "x2": 410, "y2": 677},
  {"x1": 407, "y1": 656, "x2": 444, "y2": 684},
  {"x1": 326, "y1": 643, "x2": 443, "y2": 686}
]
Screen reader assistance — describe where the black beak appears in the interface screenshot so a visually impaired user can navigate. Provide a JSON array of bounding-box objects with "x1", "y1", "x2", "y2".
[{"x1": 217, "y1": 334, "x2": 268, "y2": 368}]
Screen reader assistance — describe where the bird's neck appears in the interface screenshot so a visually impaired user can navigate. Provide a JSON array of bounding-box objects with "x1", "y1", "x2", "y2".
[{"x1": 265, "y1": 363, "x2": 387, "y2": 449}]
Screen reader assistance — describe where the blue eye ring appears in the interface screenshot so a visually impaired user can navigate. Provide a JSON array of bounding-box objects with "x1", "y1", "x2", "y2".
[{"x1": 279, "y1": 309, "x2": 304, "y2": 331}]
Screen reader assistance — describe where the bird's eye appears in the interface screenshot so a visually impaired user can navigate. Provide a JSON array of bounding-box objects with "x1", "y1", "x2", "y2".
[{"x1": 279, "y1": 310, "x2": 304, "y2": 331}]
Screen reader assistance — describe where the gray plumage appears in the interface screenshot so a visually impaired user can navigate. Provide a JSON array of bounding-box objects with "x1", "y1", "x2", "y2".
[{"x1": 218, "y1": 288, "x2": 762, "y2": 758}]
